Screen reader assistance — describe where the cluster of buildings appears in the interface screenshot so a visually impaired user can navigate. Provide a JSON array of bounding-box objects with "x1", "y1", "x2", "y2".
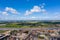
[{"x1": 0, "y1": 28, "x2": 60, "y2": 40}]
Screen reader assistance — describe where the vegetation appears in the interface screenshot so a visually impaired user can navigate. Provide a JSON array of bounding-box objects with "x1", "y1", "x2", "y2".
[{"x1": 0, "y1": 20, "x2": 60, "y2": 28}]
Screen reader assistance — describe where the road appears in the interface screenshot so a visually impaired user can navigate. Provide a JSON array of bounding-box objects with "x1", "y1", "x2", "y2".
[{"x1": 0, "y1": 27, "x2": 59, "y2": 30}]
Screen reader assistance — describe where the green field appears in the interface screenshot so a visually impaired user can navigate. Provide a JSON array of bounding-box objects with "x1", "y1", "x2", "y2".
[{"x1": 0, "y1": 21, "x2": 60, "y2": 28}]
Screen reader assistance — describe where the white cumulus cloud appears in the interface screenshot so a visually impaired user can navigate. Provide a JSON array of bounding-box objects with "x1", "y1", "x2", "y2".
[
  {"x1": 25, "y1": 5, "x2": 46, "y2": 16},
  {"x1": 5, "y1": 7, "x2": 18, "y2": 14},
  {"x1": 0, "y1": 7, "x2": 19, "y2": 15},
  {"x1": 31, "y1": 6, "x2": 41, "y2": 12}
]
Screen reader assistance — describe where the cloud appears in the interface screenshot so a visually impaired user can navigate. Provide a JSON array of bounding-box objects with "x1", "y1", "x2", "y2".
[
  {"x1": 40, "y1": 3, "x2": 45, "y2": 8},
  {"x1": 31, "y1": 6, "x2": 41, "y2": 12},
  {"x1": 5, "y1": 7, "x2": 18, "y2": 14},
  {"x1": 0, "y1": 11, "x2": 2, "y2": 14},
  {"x1": 2, "y1": 11, "x2": 8, "y2": 15},
  {"x1": 25, "y1": 5, "x2": 46, "y2": 16},
  {"x1": 0, "y1": 7, "x2": 19, "y2": 15},
  {"x1": 31, "y1": 16, "x2": 36, "y2": 18},
  {"x1": 53, "y1": 12, "x2": 60, "y2": 18},
  {"x1": 25, "y1": 10, "x2": 31, "y2": 15},
  {"x1": 41, "y1": 9, "x2": 46, "y2": 13}
]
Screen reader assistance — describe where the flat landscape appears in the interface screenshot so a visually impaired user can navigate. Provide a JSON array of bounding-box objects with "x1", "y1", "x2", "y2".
[{"x1": 0, "y1": 20, "x2": 60, "y2": 28}]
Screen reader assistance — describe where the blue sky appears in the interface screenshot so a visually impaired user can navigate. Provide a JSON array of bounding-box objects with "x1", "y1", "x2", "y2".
[{"x1": 0, "y1": 0, "x2": 60, "y2": 20}]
